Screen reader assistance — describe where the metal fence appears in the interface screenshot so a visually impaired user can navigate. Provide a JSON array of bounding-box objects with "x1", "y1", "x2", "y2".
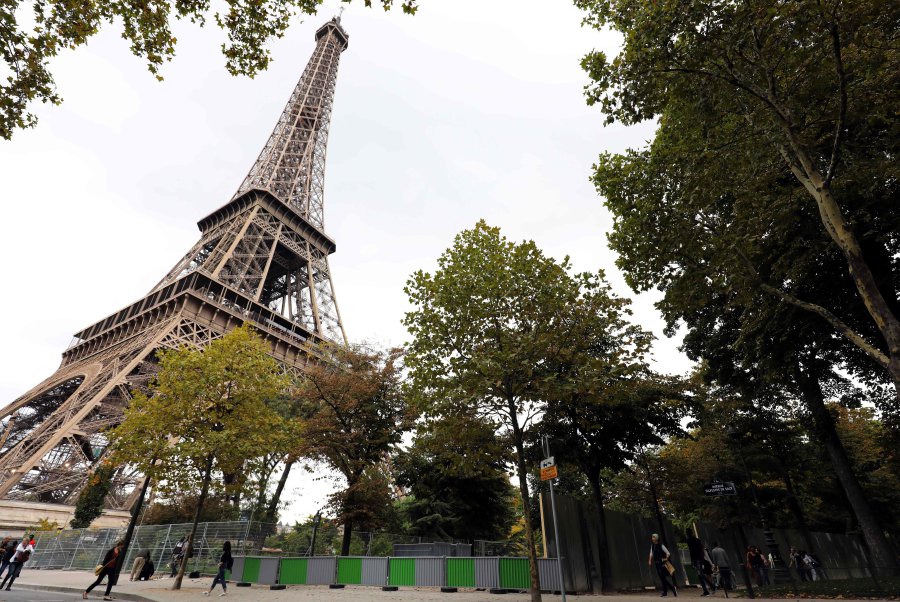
[{"x1": 28, "y1": 521, "x2": 275, "y2": 574}]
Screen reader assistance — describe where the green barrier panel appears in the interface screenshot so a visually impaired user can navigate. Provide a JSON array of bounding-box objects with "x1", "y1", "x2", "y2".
[
  {"x1": 224, "y1": 570, "x2": 231, "y2": 581},
  {"x1": 499, "y1": 557, "x2": 530, "y2": 589},
  {"x1": 388, "y1": 558, "x2": 415, "y2": 586},
  {"x1": 243, "y1": 557, "x2": 261, "y2": 583},
  {"x1": 279, "y1": 558, "x2": 308, "y2": 585},
  {"x1": 446, "y1": 558, "x2": 475, "y2": 588},
  {"x1": 337, "y1": 557, "x2": 363, "y2": 585}
]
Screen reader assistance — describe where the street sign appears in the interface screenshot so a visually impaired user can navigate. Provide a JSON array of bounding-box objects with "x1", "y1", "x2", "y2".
[
  {"x1": 540, "y1": 457, "x2": 558, "y2": 481},
  {"x1": 703, "y1": 481, "x2": 737, "y2": 496}
]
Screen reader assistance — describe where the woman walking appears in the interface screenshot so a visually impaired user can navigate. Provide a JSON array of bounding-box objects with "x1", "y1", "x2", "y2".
[
  {"x1": 203, "y1": 541, "x2": 233, "y2": 597},
  {"x1": 83, "y1": 540, "x2": 124, "y2": 600},
  {"x1": 648, "y1": 533, "x2": 678, "y2": 597}
]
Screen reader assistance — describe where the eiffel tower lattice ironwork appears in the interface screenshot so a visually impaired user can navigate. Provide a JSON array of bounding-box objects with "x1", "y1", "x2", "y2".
[{"x1": 0, "y1": 17, "x2": 350, "y2": 515}]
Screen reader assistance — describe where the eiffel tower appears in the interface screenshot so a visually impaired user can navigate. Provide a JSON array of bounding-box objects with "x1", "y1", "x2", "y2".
[{"x1": 0, "y1": 17, "x2": 350, "y2": 527}]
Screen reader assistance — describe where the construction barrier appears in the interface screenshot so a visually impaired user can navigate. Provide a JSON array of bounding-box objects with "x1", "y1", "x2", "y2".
[{"x1": 232, "y1": 555, "x2": 562, "y2": 590}]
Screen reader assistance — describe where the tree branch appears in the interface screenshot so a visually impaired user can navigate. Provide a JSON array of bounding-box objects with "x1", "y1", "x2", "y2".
[{"x1": 822, "y1": 12, "x2": 848, "y2": 186}]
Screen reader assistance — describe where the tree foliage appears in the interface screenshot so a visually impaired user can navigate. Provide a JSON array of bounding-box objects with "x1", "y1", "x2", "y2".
[
  {"x1": 394, "y1": 415, "x2": 516, "y2": 543},
  {"x1": 107, "y1": 324, "x2": 287, "y2": 588},
  {"x1": 578, "y1": 0, "x2": 900, "y2": 402},
  {"x1": 578, "y1": 0, "x2": 900, "y2": 575},
  {"x1": 404, "y1": 220, "x2": 627, "y2": 601},
  {"x1": 70, "y1": 463, "x2": 115, "y2": 529},
  {"x1": 0, "y1": 0, "x2": 418, "y2": 139},
  {"x1": 292, "y1": 343, "x2": 412, "y2": 555}
]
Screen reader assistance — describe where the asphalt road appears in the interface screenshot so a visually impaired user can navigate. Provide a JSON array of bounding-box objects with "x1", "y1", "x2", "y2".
[{"x1": 0, "y1": 590, "x2": 83, "y2": 602}]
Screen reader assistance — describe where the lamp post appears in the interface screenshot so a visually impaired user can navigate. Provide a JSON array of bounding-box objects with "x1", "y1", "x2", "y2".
[
  {"x1": 727, "y1": 428, "x2": 787, "y2": 584},
  {"x1": 308, "y1": 511, "x2": 322, "y2": 557}
]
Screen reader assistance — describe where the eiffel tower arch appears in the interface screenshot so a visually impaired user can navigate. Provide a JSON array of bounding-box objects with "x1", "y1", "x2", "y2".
[{"x1": 0, "y1": 17, "x2": 351, "y2": 529}]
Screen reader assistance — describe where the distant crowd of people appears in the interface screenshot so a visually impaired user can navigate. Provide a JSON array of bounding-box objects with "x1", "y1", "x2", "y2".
[
  {"x1": 648, "y1": 531, "x2": 828, "y2": 595},
  {"x1": 0, "y1": 533, "x2": 232, "y2": 600}
]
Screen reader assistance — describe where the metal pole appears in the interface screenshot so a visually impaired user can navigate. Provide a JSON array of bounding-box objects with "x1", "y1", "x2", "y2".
[{"x1": 543, "y1": 436, "x2": 567, "y2": 601}]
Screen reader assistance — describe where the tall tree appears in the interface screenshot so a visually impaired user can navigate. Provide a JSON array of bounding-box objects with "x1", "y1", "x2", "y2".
[
  {"x1": 395, "y1": 415, "x2": 516, "y2": 543},
  {"x1": 578, "y1": 0, "x2": 900, "y2": 402},
  {"x1": 1, "y1": 0, "x2": 418, "y2": 139},
  {"x1": 107, "y1": 325, "x2": 287, "y2": 589},
  {"x1": 536, "y1": 276, "x2": 684, "y2": 591},
  {"x1": 579, "y1": 0, "x2": 900, "y2": 575},
  {"x1": 404, "y1": 220, "x2": 616, "y2": 601},
  {"x1": 293, "y1": 343, "x2": 412, "y2": 556}
]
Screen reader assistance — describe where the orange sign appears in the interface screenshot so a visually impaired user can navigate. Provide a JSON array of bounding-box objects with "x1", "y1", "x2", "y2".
[{"x1": 540, "y1": 465, "x2": 558, "y2": 481}]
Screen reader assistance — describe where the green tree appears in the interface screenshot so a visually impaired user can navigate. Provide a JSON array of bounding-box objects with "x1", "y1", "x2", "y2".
[
  {"x1": 395, "y1": 415, "x2": 516, "y2": 543},
  {"x1": 578, "y1": 0, "x2": 900, "y2": 575},
  {"x1": 1, "y1": 0, "x2": 418, "y2": 140},
  {"x1": 293, "y1": 343, "x2": 413, "y2": 556},
  {"x1": 107, "y1": 324, "x2": 287, "y2": 589},
  {"x1": 404, "y1": 220, "x2": 613, "y2": 601},
  {"x1": 70, "y1": 463, "x2": 115, "y2": 528},
  {"x1": 577, "y1": 0, "x2": 900, "y2": 398}
]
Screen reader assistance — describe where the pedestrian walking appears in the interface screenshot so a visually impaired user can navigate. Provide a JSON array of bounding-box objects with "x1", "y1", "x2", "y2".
[
  {"x1": 686, "y1": 530, "x2": 713, "y2": 596},
  {"x1": 170, "y1": 537, "x2": 186, "y2": 578},
  {"x1": 0, "y1": 536, "x2": 35, "y2": 591},
  {"x1": 756, "y1": 547, "x2": 770, "y2": 585},
  {"x1": 0, "y1": 538, "x2": 16, "y2": 581},
  {"x1": 203, "y1": 541, "x2": 233, "y2": 597},
  {"x1": 130, "y1": 549, "x2": 150, "y2": 581},
  {"x1": 83, "y1": 540, "x2": 124, "y2": 600},
  {"x1": 710, "y1": 541, "x2": 733, "y2": 591},
  {"x1": 648, "y1": 533, "x2": 678, "y2": 597}
]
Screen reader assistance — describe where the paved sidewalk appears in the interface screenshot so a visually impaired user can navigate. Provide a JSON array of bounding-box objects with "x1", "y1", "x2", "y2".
[
  {"x1": 8, "y1": 570, "x2": 881, "y2": 602},
  {"x1": 11, "y1": 570, "x2": 576, "y2": 601}
]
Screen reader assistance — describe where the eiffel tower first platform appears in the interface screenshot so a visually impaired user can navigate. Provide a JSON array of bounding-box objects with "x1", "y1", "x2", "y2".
[{"x1": 0, "y1": 18, "x2": 350, "y2": 530}]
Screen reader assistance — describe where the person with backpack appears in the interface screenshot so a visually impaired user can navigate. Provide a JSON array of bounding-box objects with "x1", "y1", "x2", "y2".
[
  {"x1": 1, "y1": 536, "x2": 35, "y2": 590},
  {"x1": 203, "y1": 541, "x2": 233, "y2": 597},
  {"x1": 686, "y1": 530, "x2": 713, "y2": 596},
  {"x1": 170, "y1": 537, "x2": 186, "y2": 578},
  {"x1": 83, "y1": 540, "x2": 123, "y2": 600}
]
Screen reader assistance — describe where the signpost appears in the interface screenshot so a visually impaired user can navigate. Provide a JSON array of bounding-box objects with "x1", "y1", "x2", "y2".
[
  {"x1": 540, "y1": 457, "x2": 558, "y2": 482},
  {"x1": 703, "y1": 480, "x2": 737, "y2": 497},
  {"x1": 540, "y1": 440, "x2": 566, "y2": 601}
]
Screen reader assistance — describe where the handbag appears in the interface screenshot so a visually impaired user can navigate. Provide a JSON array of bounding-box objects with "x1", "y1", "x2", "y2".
[
  {"x1": 94, "y1": 564, "x2": 104, "y2": 576},
  {"x1": 663, "y1": 559, "x2": 676, "y2": 576}
]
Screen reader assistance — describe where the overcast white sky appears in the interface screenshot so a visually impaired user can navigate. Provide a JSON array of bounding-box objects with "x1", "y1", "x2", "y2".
[{"x1": 0, "y1": 0, "x2": 692, "y2": 525}]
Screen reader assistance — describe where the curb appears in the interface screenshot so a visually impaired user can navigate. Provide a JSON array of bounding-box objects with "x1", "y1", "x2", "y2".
[{"x1": 15, "y1": 582, "x2": 157, "y2": 601}]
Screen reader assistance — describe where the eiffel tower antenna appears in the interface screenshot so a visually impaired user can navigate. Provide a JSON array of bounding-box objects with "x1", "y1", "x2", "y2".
[{"x1": 0, "y1": 17, "x2": 351, "y2": 528}]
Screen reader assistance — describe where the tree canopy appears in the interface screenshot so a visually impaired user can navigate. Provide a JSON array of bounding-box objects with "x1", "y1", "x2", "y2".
[
  {"x1": 107, "y1": 324, "x2": 288, "y2": 588},
  {"x1": 292, "y1": 343, "x2": 413, "y2": 556},
  {"x1": 1, "y1": 0, "x2": 418, "y2": 139}
]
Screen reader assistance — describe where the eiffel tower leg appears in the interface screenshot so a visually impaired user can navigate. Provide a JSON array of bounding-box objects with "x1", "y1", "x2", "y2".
[{"x1": 0, "y1": 319, "x2": 178, "y2": 501}]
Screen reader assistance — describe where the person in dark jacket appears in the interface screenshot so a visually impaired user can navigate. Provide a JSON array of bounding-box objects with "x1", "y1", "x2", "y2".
[
  {"x1": 648, "y1": 533, "x2": 678, "y2": 597},
  {"x1": 686, "y1": 530, "x2": 712, "y2": 596},
  {"x1": 83, "y1": 540, "x2": 123, "y2": 600},
  {"x1": 138, "y1": 557, "x2": 155, "y2": 581},
  {"x1": 0, "y1": 539, "x2": 17, "y2": 581},
  {"x1": 1, "y1": 538, "x2": 34, "y2": 590},
  {"x1": 204, "y1": 541, "x2": 233, "y2": 597}
]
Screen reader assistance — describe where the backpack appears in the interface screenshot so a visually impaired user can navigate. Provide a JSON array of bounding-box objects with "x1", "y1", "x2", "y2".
[{"x1": 15, "y1": 549, "x2": 31, "y2": 563}]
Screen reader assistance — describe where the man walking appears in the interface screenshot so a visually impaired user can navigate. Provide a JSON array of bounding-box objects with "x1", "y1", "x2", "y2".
[
  {"x1": 687, "y1": 530, "x2": 713, "y2": 596},
  {"x1": 710, "y1": 541, "x2": 733, "y2": 591},
  {"x1": 0, "y1": 536, "x2": 35, "y2": 591}
]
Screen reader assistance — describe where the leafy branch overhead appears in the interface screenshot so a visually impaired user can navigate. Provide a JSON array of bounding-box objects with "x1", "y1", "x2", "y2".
[{"x1": 0, "y1": 0, "x2": 418, "y2": 139}]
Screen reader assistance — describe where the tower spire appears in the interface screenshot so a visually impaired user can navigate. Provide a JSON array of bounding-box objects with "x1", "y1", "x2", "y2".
[{"x1": 234, "y1": 17, "x2": 349, "y2": 229}]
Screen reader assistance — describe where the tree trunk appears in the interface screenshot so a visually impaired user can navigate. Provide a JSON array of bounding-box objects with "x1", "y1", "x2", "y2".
[
  {"x1": 173, "y1": 455, "x2": 213, "y2": 590},
  {"x1": 510, "y1": 408, "x2": 542, "y2": 602},
  {"x1": 263, "y1": 458, "x2": 294, "y2": 525},
  {"x1": 779, "y1": 465, "x2": 815, "y2": 553},
  {"x1": 340, "y1": 519, "x2": 353, "y2": 556},
  {"x1": 796, "y1": 361, "x2": 900, "y2": 576},
  {"x1": 587, "y1": 472, "x2": 614, "y2": 592}
]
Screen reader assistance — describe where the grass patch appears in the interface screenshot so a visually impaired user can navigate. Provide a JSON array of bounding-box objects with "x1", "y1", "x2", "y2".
[{"x1": 737, "y1": 577, "x2": 900, "y2": 599}]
